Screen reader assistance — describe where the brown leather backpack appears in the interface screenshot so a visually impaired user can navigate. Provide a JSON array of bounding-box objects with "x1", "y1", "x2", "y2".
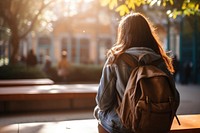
[{"x1": 116, "y1": 53, "x2": 180, "y2": 133}]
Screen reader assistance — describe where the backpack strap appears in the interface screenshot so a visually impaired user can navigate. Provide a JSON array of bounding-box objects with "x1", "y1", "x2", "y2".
[
  {"x1": 120, "y1": 53, "x2": 138, "y2": 68},
  {"x1": 150, "y1": 58, "x2": 164, "y2": 66}
]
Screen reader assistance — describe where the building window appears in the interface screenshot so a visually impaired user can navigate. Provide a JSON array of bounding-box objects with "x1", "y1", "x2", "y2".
[
  {"x1": 71, "y1": 37, "x2": 77, "y2": 63},
  {"x1": 61, "y1": 37, "x2": 90, "y2": 64},
  {"x1": 38, "y1": 36, "x2": 51, "y2": 64},
  {"x1": 80, "y1": 38, "x2": 90, "y2": 64},
  {"x1": 38, "y1": 36, "x2": 51, "y2": 45}
]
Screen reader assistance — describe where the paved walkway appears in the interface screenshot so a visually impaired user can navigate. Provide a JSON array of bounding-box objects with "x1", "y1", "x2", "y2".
[
  {"x1": 0, "y1": 83, "x2": 199, "y2": 133},
  {"x1": 176, "y1": 83, "x2": 200, "y2": 114},
  {"x1": 0, "y1": 118, "x2": 98, "y2": 133},
  {"x1": 1, "y1": 114, "x2": 200, "y2": 133}
]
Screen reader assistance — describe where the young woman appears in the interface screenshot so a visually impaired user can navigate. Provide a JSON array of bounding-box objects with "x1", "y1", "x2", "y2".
[{"x1": 93, "y1": 12, "x2": 175, "y2": 133}]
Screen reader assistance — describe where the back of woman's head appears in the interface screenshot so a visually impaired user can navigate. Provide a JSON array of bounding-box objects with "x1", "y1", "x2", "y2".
[
  {"x1": 107, "y1": 12, "x2": 174, "y2": 73},
  {"x1": 117, "y1": 12, "x2": 158, "y2": 51}
]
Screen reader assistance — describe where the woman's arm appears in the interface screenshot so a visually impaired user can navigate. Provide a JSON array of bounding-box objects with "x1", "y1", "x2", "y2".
[{"x1": 96, "y1": 59, "x2": 117, "y2": 111}]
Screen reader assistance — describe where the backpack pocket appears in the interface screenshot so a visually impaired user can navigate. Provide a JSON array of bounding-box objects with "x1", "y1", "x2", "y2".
[{"x1": 134, "y1": 100, "x2": 173, "y2": 133}]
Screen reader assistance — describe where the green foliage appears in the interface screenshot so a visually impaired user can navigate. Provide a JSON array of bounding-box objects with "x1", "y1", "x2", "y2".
[
  {"x1": 66, "y1": 64, "x2": 102, "y2": 83},
  {"x1": 100, "y1": 0, "x2": 200, "y2": 18},
  {"x1": 0, "y1": 0, "x2": 54, "y2": 35},
  {"x1": 0, "y1": 64, "x2": 103, "y2": 83},
  {"x1": 167, "y1": 0, "x2": 200, "y2": 18},
  {"x1": 39, "y1": 64, "x2": 103, "y2": 83},
  {"x1": 0, "y1": 64, "x2": 47, "y2": 79}
]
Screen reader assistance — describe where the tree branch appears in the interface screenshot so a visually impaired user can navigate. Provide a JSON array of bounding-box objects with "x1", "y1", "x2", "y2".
[
  {"x1": 20, "y1": 0, "x2": 54, "y2": 39},
  {"x1": 14, "y1": 0, "x2": 28, "y2": 17}
]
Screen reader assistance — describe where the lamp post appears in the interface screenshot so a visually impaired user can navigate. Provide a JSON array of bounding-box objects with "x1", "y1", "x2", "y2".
[
  {"x1": 167, "y1": 17, "x2": 171, "y2": 51},
  {"x1": 179, "y1": 16, "x2": 184, "y2": 83}
]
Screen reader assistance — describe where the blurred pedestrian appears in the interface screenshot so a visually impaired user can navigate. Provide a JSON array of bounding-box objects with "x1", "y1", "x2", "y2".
[
  {"x1": 57, "y1": 51, "x2": 69, "y2": 82},
  {"x1": 183, "y1": 61, "x2": 192, "y2": 84},
  {"x1": 19, "y1": 54, "x2": 26, "y2": 65},
  {"x1": 43, "y1": 56, "x2": 52, "y2": 74},
  {"x1": 26, "y1": 49, "x2": 37, "y2": 67},
  {"x1": 173, "y1": 55, "x2": 179, "y2": 81}
]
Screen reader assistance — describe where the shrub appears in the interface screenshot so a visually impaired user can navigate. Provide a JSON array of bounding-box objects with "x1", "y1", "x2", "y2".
[
  {"x1": 0, "y1": 63, "x2": 103, "y2": 83},
  {"x1": 0, "y1": 64, "x2": 47, "y2": 79},
  {"x1": 46, "y1": 64, "x2": 102, "y2": 83},
  {"x1": 66, "y1": 64, "x2": 102, "y2": 83}
]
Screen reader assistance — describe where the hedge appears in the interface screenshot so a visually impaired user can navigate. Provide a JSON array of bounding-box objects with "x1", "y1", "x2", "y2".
[
  {"x1": 0, "y1": 64, "x2": 103, "y2": 83},
  {"x1": 0, "y1": 64, "x2": 47, "y2": 79}
]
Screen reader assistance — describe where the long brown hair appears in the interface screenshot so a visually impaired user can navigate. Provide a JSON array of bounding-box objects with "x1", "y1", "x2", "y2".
[{"x1": 107, "y1": 12, "x2": 174, "y2": 73}]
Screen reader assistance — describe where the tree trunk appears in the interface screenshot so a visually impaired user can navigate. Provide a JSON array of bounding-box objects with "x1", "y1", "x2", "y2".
[
  {"x1": 9, "y1": 20, "x2": 20, "y2": 64},
  {"x1": 10, "y1": 34, "x2": 20, "y2": 64}
]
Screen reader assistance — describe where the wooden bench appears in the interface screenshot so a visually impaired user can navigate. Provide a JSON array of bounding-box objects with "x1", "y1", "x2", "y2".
[
  {"x1": 0, "y1": 84, "x2": 96, "y2": 101},
  {"x1": 0, "y1": 84, "x2": 97, "y2": 113},
  {"x1": 0, "y1": 114, "x2": 199, "y2": 133},
  {"x1": 0, "y1": 79, "x2": 54, "y2": 87},
  {"x1": 170, "y1": 114, "x2": 200, "y2": 133}
]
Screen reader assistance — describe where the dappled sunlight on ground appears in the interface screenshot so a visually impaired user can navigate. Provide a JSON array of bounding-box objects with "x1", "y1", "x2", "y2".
[{"x1": 0, "y1": 119, "x2": 98, "y2": 133}]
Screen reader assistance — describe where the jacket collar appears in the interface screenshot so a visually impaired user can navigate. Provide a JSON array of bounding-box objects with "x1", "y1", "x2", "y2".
[{"x1": 125, "y1": 47, "x2": 162, "y2": 64}]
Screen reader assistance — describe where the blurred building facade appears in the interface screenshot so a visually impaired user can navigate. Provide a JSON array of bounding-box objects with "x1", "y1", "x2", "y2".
[
  {"x1": 23, "y1": 11, "x2": 170, "y2": 66},
  {"x1": 23, "y1": 2, "x2": 116, "y2": 66}
]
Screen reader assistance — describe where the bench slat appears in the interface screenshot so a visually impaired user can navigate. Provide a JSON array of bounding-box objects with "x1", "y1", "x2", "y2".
[
  {"x1": 0, "y1": 84, "x2": 97, "y2": 101},
  {"x1": 0, "y1": 79, "x2": 54, "y2": 87},
  {"x1": 0, "y1": 92, "x2": 96, "y2": 101}
]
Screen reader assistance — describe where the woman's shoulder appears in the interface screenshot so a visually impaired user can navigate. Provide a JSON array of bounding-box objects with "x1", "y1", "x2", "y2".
[{"x1": 106, "y1": 53, "x2": 136, "y2": 68}]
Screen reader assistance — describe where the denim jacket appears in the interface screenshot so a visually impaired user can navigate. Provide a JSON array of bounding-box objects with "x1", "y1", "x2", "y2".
[{"x1": 94, "y1": 47, "x2": 171, "y2": 133}]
